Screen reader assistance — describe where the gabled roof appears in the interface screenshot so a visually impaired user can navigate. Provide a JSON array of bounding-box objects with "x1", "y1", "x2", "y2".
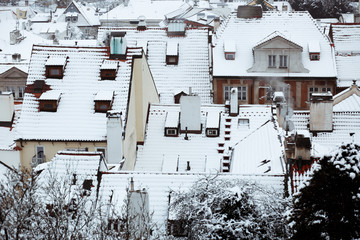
[
  {"x1": 253, "y1": 31, "x2": 303, "y2": 50},
  {"x1": 213, "y1": 11, "x2": 336, "y2": 78},
  {"x1": 98, "y1": 27, "x2": 212, "y2": 104},
  {"x1": 135, "y1": 104, "x2": 276, "y2": 173},
  {"x1": 16, "y1": 45, "x2": 136, "y2": 141},
  {"x1": 63, "y1": 1, "x2": 100, "y2": 26}
]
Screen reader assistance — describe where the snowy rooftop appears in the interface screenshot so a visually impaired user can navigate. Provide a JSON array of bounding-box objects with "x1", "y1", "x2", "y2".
[
  {"x1": 67, "y1": 1, "x2": 100, "y2": 26},
  {"x1": 308, "y1": 41, "x2": 320, "y2": 53},
  {"x1": 100, "y1": 60, "x2": 118, "y2": 70},
  {"x1": 331, "y1": 24, "x2": 360, "y2": 85},
  {"x1": 97, "y1": 171, "x2": 284, "y2": 230},
  {"x1": 39, "y1": 90, "x2": 61, "y2": 101},
  {"x1": 213, "y1": 11, "x2": 336, "y2": 78},
  {"x1": 166, "y1": 41, "x2": 178, "y2": 56},
  {"x1": 135, "y1": 104, "x2": 282, "y2": 174},
  {"x1": 100, "y1": 0, "x2": 186, "y2": 22},
  {"x1": 16, "y1": 45, "x2": 134, "y2": 141},
  {"x1": 45, "y1": 55, "x2": 67, "y2": 66},
  {"x1": 98, "y1": 27, "x2": 211, "y2": 104},
  {"x1": 94, "y1": 91, "x2": 114, "y2": 101}
]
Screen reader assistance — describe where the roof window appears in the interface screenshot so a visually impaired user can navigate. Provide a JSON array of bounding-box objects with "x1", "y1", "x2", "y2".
[
  {"x1": 166, "y1": 42, "x2": 179, "y2": 65},
  {"x1": 238, "y1": 118, "x2": 249, "y2": 129},
  {"x1": 39, "y1": 91, "x2": 61, "y2": 112},
  {"x1": 224, "y1": 40, "x2": 236, "y2": 60},
  {"x1": 308, "y1": 41, "x2": 320, "y2": 61},
  {"x1": 110, "y1": 32, "x2": 127, "y2": 60},
  {"x1": 100, "y1": 60, "x2": 118, "y2": 80},
  {"x1": 45, "y1": 56, "x2": 67, "y2": 79},
  {"x1": 94, "y1": 91, "x2": 114, "y2": 113},
  {"x1": 167, "y1": 21, "x2": 186, "y2": 36},
  {"x1": 164, "y1": 111, "x2": 179, "y2": 137}
]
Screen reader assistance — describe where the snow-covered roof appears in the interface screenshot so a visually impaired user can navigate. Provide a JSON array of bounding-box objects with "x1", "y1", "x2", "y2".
[
  {"x1": 0, "y1": 64, "x2": 28, "y2": 75},
  {"x1": 69, "y1": 1, "x2": 100, "y2": 26},
  {"x1": 331, "y1": 24, "x2": 360, "y2": 86},
  {"x1": 98, "y1": 27, "x2": 211, "y2": 104},
  {"x1": 166, "y1": 41, "x2": 178, "y2": 56},
  {"x1": 94, "y1": 91, "x2": 113, "y2": 101},
  {"x1": 206, "y1": 111, "x2": 220, "y2": 129},
  {"x1": 45, "y1": 55, "x2": 67, "y2": 66},
  {"x1": 100, "y1": 0, "x2": 185, "y2": 22},
  {"x1": 135, "y1": 104, "x2": 278, "y2": 173},
  {"x1": 16, "y1": 45, "x2": 135, "y2": 141},
  {"x1": 97, "y1": 171, "x2": 284, "y2": 230},
  {"x1": 100, "y1": 60, "x2": 118, "y2": 70},
  {"x1": 308, "y1": 41, "x2": 320, "y2": 53},
  {"x1": 213, "y1": 11, "x2": 336, "y2": 78},
  {"x1": 231, "y1": 120, "x2": 285, "y2": 175},
  {"x1": 224, "y1": 39, "x2": 236, "y2": 52},
  {"x1": 164, "y1": 111, "x2": 179, "y2": 128},
  {"x1": 39, "y1": 90, "x2": 61, "y2": 101}
]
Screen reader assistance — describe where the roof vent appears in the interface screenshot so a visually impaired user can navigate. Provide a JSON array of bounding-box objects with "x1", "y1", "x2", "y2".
[{"x1": 237, "y1": 6, "x2": 263, "y2": 18}]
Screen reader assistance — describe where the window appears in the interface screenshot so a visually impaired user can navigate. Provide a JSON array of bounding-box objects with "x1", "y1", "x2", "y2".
[
  {"x1": 310, "y1": 53, "x2": 320, "y2": 61},
  {"x1": 309, "y1": 86, "x2": 332, "y2": 100},
  {"x1": 46, "y1": 66, "x2": 63, "y2": 78},
  {"x1": 238, "y1": 119, "x2": 249, "y2": 128},
  {"x1": 268, "y1": 55, "x2": 276, "y2": 68},
  {"x1": 32, "y1": 146, "x2": 45, "y2": 166},
  {"x1": 50, "y1": 68, "x2": 60, "y2": 75},
  {"x1": 322, "y1": 87, "x2": 331, "y2": 93},
  {"x1": 83, "y1": 180, "x2": 93, "y2": 191},
  {"x1": 225, "y1": 53, "x2": 235, "y2": 60},
  {"x1": 279, "y1": 55, "x2": 288, "y2": 68},
  {"x1": 72, "y1": 16, "x2": 78, "y2": 23},
  {"x1": 206, "y1": 129, "x2": 219, "y2": 137},
  {"x1": 18, "y1": 86, "x2": 25, "y2": 99},
  {"x1": 167, "y1": 56, "x2": 178, "y2": 64},
  {"x1": 95, "y1": 147, "x2": 106, "y2": 159},
  {"x1": 6, "y1": 86, "x2": 15, "y2": 97},
  {"x1": 224, "y1": 86, "x2": 247, "y2": 101},
  {"x1": 165, "y1": 128, "x2": 178, "y2": 136}
]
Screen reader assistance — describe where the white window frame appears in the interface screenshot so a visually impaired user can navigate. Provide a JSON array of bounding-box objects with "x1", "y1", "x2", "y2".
[
  {"x1": 279, "y1": 55, "x2": 288, "y2": 68},
  {"x1": 225, "y1": 53, "x2": 235, "y2": 60},
  {"x1": 224, "y1": 86, "x2": 247, "y2": 101},
  {"x1": 6, "y1": 86, "x2": 15, "y2": 97},
  {"x1": 18, "y1": 86, "x2": 25, "y2": 99},
  {"x1": 268, "y1": 55, "x2": 276, "y2": 68},
  {"x1": 206, "y1": 129, "x2": 218, "y2": 137},
  {"x1": 309, "y1": 86, "x2": 332, "y2": 100},
  {"x1": 238, "y1": 119, "x2": 249, "y2": 129},
  {"x1": 166, "y1": 128, "x2": 177, "y2": 136}
]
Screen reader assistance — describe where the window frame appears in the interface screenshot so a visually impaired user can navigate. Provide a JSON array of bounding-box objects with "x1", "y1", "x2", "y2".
[
  {"x1": 238, "y1": 118, "x2": 250, "y2": 129},
  {"x1": 310, "y1": 53, "x2": 320, "y2": 61},
  {"x1": 268, "y1": 55, "x2": 276, "y2": 68},
  {"x1": 165, "y1": 128, "x2": 178, "y2": 137},
  {"x1": 18, "y1": 86, "x2": 25, "y2": 99},
  {"x1": 95, "y1": 147, "x2": 107, "y2": 160},
  {"x1": 225, "y1": 52, "x2": 235, "y2": 60},
  {"x1": 206, "y1": 128, "x2": 219, "y2": 137},
  {"x1": 224, "y1": 86, "x2": 247, "y2": 101},
  {"x1": 279, "y1": 55, "x2": 288, "y2": 68}
]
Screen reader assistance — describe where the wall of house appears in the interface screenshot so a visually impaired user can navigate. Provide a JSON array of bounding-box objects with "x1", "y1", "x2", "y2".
[
  {"x1": 123, "y1": 52, "x2": 159, "y2": 170},
  {"x1": 0, "y1": 67, "x2": 27, "y2": 100},
  {"x1": 17, "y1": 140, "x2": 106, "y2": 169}
]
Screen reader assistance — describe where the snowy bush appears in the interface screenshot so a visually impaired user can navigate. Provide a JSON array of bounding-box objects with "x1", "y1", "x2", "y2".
[
  {"x1": 169, "y1": 176, "x2": 290, "y2": 239},
  {"x1": 290, "y1": 143, "x2": 360, "y2": 240}
]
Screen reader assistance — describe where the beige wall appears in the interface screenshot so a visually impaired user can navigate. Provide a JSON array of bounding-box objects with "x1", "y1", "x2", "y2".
[
  {"x1": 17, "y1": 140, "x2": 106, "y2": 169},
  {"x1": 123, "y1": 52, "x2": 159, "y2": 170}
]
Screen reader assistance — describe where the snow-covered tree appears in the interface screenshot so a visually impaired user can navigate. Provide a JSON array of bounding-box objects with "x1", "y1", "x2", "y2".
[
  {"x1": 289, "y1": 0, "x2": 353, "y2": 18},
  {"x1": 290, "y1": 143, "x2": 360, "y2": 240},
  {"x1": 169, "y1": 176, "x2": 290, "y2": 239}
]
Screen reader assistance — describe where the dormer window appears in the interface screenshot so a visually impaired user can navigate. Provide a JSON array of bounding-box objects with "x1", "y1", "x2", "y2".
[
  {"x1": 164, "y1": 111, "x2": 179, "y2": 137},
  {"x1": 268, "y1": 55, "x2": 276, "y2": 68},
  {"x1": 206, "y1": 111, "x2": 220, "y2": 137},
  {"x1": 279, "y1": 55, "x2": 288, "y2": 68},
  {"x1": 45, "y1": 56, "x2": 67, "y2": 79},
  {"x1": 224, "y1": 40, "x2": 236, "y2": 60},
  {"x1": 308, "y1": 41, "x2": 320, "y2": 61},
  {"x1": 100, "y1": 60, "x2": 118, "y2": 80},
  {"x1": 238, "y1": 118, "x2": 249, "y2": 129},
  {"x1": 166, "y1": 42, "x2": 179, "y2": 65},
  {"x1": 94, "y1": 91, "x2": 114, "y2": 113},
  {"x1": 110, "y1": 32, "x2": 127, "y2": 60},
  {"x1": 167, "y1": 21, "x2": 186, "y2": 37},
  {"x1": 39, "y1": 91, "x2": 61, "y2": 112},
  {"x1": 65, "y1": 12, "x2": 78, "y2": 22}
]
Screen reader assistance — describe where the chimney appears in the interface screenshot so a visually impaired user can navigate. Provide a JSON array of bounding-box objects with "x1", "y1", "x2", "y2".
[
  {"x1": 230, "y1": 87, "x2": 238, "y2": 116},
  {"x1": 213, "y1": 17, "x2": 220, "y2": 32},
  {"x1": 128, "y1": 184, "x2": 150, "y2": 237},
  {"x1": 180, "y1": 95, "x2": 201, "y2": 133},
  {"x1": 106, "y1": 111, "x2": 123, "y2": 164},
  {"x1": 0, "y1": 92, "x2": 15, "y2": 126},
  {"x1": 309, "y1": 92, "x2": 333, "y2": 132},
  {"x1": 294, "y1": 130, "x2": 311, "y2": 161}
]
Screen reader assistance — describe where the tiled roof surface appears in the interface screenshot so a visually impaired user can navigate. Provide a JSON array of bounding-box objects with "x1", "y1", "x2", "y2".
[
  {"x1": 332, "y1": 24, "x2": 360, "y2": 86},
  {"x1": 135, "y1": 104, "x2": 275, "y2": 173},
  {"x1": 213, "y1": 11, "x2": 336, "y2": 77},
  {"x1": 98, "y1": 27, "x2": 212, "y2": 104},
  {"x1": 98, "y1": 172, "x2": 284, "y2": 229},
  {"x1": 16, "y1": 45, "x2": 133, "y2": 141}
]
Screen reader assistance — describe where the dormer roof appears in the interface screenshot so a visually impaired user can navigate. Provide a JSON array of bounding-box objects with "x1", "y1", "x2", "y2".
[{"x1": 253, "y1": 31, "x2": 303, "y2": 50}]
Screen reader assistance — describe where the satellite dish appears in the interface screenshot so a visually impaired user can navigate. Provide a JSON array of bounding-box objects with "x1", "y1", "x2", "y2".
[
  {"x1": 282, "y1": 120, "x2": 295, "y2": 132},
  {"x1": 280, "y1": 105, "x2": 294, "y2": 118}
]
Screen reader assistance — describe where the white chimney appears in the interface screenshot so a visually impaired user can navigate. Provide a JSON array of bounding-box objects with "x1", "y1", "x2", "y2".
[
  {"x1": 128, "y1": 186, "x2": 150, "y2": 237},
  {"x1": 309, "y1": 93, "x2": 333, "y2": 132},
  {"x1": 180, "y1": 95, "x2": 201, "y2": 133},
  {"x1": 0, "y1": 92, "x2": 15, "y2": 124},
  {"x1": 230, "y1": 87, "x2": 238, "y2": 116},
  {"x1": 106, "y1": 111, "x2": 123, "y2": 164}
]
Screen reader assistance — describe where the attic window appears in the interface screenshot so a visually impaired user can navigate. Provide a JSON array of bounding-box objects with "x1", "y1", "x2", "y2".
[
  {"x1": 206, "y1": 111, "x2": 220, "y2": 137},
  {"x1": 166, "y1": 42, "x2": 179, "y2": 65},
  {"x1": 308, "y1": 41, "x2": 320, "y2": 61},
  {"x1": 224, "y1": 40, "x2": 236, "y2": 60},
  {"x1": 94, "y1": 91, "x2": 114, "y2": 113},
  {"x1": 238, "y1": 118, "x2": 249, "y2": 129},
  {"x1": 100, "y1": 60, "x2": 118, "y2": 80},
  {"x1": 110, "y1": 32, "x2": 127, "y2": 60},
  {"x1": 164, "y1": 111, "x2": 179, "y2": 137},
  {"x1": 45, "y1": 56, "x2": 67, "y2": 79},
  {"x1": 39, "y1": 91, "x2": 61, "y2": 112}
]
